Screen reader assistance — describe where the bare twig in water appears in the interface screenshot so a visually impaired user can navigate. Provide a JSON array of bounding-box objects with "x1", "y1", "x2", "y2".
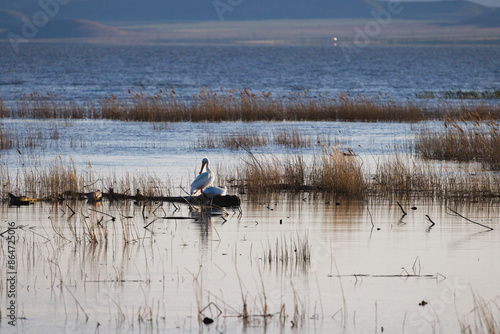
[
  {"x1": 89, "y1": 208, "x2": 116, "y2": 221},
  {"x1": 64, "y1": 284, "x2": 89, "y2": 322},
  {"x1": 152, "y1": 203, "x2": 162, "y2": 215},
  {"x1": 200, "y1": 302, "x2": 222, "y2": 319},
  {"x1": 395, "y1": 201, "x2": 407, "y2": 216},
  {"x1": 425, "y1": 215, "x2": 436, "y2": 231},
  {"x1": 412, "y1": 256, "x2": 421, "y2": 275},
  {"x1": 365, "y1": 200, "x2": 374, "y2": 227},
  {"x1": 447, "y1": 207, "x2": 493, "y2": 231},
  {"x1": 144, "y1": 219, "x2": 157, "y2": 229},
  {"x1": 66, "y1": 204, "x2": 76, "y2": 217}
]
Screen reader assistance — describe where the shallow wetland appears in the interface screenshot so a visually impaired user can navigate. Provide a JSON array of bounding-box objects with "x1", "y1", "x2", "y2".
[
  {"x1": 1, "y1": 40, "x2": 500, "y2": 334},
  {"x1": 1, "y1": 115, "x2": 499, "y2": 333}
]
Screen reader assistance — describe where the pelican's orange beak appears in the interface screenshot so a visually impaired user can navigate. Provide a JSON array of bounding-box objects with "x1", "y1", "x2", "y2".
[{"x1": 199, "y1": 161, "x2": 207, "y2": 175}]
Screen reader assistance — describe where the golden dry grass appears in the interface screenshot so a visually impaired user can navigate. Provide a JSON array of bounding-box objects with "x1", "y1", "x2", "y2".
[
  {"x1": 4, "y1": 89, "x2": 500, "y2": 123},
  {"x1": 310, "y1": 147, "x2": 366, "y2": 197},
  {"x1": 372, "y1": 148, "x2": 500, "y2": 199},
  {"x1": 2, "y1": 156, "x2": 168, "y2": 199},
  {"x1": 415, "y1": 113, "x2": 500, "y2": 170},
  {"x1": 195, "y1": 128, "x2": 342, "y2": 150},
  {"x1": 217, "y1": 145, "x2": 500, "y2": 199},
  {"x1": 231, "y1": 147, "x2": 366, "y2": 197}
]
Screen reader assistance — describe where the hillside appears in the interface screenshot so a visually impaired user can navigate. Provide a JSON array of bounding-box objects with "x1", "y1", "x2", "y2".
[
  {"x1": 0, "y1": 9, "x2": 126, "y2": 39},
  {"x1": 1, "y1": 0, "x2": 499, "y2": 41},
  {"x1": 1, "y1": 0, "x2": 497, "y2": 22}
]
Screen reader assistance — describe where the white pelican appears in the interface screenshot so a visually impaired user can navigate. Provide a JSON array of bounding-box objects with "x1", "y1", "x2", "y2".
[
  {"x1": 190, "y1": 157, "x2": 214, "y2": 195},
  {"x1": 202, "y1": 186, "x2": 227, "y2": 198}
]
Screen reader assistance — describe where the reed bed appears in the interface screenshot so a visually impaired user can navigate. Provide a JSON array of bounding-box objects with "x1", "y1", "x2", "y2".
[
  {"x1": 234, "y1": 147, "x2": 366, "y2": 197},
  {"x1": 459, "y1": 292, "x2": 500, "y2": 333},
  {"x1": 0, "y1": 95, "x2": 5, "y2": 117},
  {"x1": 0, "y1": 126, "x2": 43, "y2": 150},
  {"x1": 274, "y1": 128, "x2": 311, "y2": 148},
  {"x1": 195, "y1": 128, "x2": 343, "y2": 150},
  {"x1": 415, "y1": 113, "x2": 500, "y2": 170},
  {"x1": 263, "y1": 233, "x2": 311, "y2": 271},
  {"x1": 311, "y1": 147, "x2": 366, "y2": 196},
  {"x1": 372, "y1": 149, "x2": 500, "y2": 199},
  {"x1": 195, "y1": 129, "x2": 268, "y2": 150},
  {"x1": 3, "y1": 88, "x2": 499, "y2": 122},
  {"x1": 2, "y1": 149, "x2": 499, "y2": 201},
  {"x1": 1, "y1": 156, "x2": 168, "y2": 199},
  {"x1": 218, "y1": 146, "x2": 499, "y2": 199}
]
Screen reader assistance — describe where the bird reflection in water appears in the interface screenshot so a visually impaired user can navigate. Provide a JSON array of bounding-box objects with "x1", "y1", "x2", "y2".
[{"x1": 189, "y1": 205, "x2": 228, "y2": 240}]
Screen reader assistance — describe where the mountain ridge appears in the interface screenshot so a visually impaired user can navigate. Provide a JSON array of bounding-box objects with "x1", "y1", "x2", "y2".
[
  {"x1": 1, "y1": 0, "x2": 499, "y2": 40},
  {"x1": 1, "y1": 0, "x2": 497, "y2": 22}
]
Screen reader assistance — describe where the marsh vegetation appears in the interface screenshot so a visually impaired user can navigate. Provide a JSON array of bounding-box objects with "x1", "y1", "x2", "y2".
[{"x1": 2, "y1": 89, "x2": 500, "y2": 122}]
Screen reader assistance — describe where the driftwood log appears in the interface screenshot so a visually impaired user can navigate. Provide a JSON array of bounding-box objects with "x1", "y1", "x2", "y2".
[{"x1": 8, "y1": 190, "x2": 241, "y2": 208}]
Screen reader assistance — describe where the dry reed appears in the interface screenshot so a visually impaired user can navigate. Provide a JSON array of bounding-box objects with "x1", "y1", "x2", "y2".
[
  {"x1": 3, "y1": 147, "x2": 499, "y2": 201},
  {"x1": 372, "y1": 148, "x2": 500, "y2": 199},
  {"x1": 233, "y1": 147, "x2": 366, "y2": 197},
  {"x1": 310, "y1": 147, "x2": 366, "y2": 197},
  {"x1": 0, "y1": 126, "x2": 43, "y2": 151},
  {"x1": 264, "y1": 233, "x2": 311, "y2": 271},
  {"x1": 459, "y1": 292, "x2": 500, "y2": 333},
  {"x1": 5, "y1": 89, "x2": 500, "y2": 123},
  {"x1": 415, "y1": 113, "x2": 500, "y2": 170},
  {"x1": 218, "y1": 146, "x2": 499, "y2": 199},
  {"x1": 195, "y1": 128, "x2": 341, "y2": 150},
  {"x1": 21, "y1": 157, "x2": 85, "y2": 197},
  {"x1": 2, "y1": 156, "x2": 169, "y2": 200}
]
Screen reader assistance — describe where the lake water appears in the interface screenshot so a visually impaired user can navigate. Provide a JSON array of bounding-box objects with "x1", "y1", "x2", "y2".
[
  {"x1": 1, "y1": 196, "x2": 499, "y2": 333},
  {"x1": 1, "y1": 43, "x2": 500, "y2": 333},
  {"x1": 1, "y1": 44, "x2": 499, "y2": 104}
]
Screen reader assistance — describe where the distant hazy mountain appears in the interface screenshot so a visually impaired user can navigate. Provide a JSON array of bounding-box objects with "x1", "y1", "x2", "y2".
[
  {"x1": 1, "y1": 0, "x2": 496, "y2": 22},
  {"x1": 0, "y1": 9, "x2": 125, "y2": 39},
  {"x1": 460, "y1": 7, "x2": 500, "y2": 26},
  {"x1": 1, "y1": 0, "x2": 499, "y2": 40}
]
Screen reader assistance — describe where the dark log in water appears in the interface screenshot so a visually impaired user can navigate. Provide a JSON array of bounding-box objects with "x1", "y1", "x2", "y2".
[
  {"x1": 105, "y1": 189, "x2": 241, "y2": 207},
  {"x1": 8, "y1": 190, "x2": 241, "y2": 208},
  {"x1": 8, "y1": 193, "x2": 37, "y2": 206}
]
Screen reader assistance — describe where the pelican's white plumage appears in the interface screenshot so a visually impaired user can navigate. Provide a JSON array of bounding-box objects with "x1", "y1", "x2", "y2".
[
  {"x1": 202, "y1": 186, "x2": 227, "y2": 198},
  {"x1": 190, "y1": 157, "x2": 215, "y2": 195}
]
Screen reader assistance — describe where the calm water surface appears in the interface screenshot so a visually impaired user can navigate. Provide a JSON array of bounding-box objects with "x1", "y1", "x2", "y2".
[
  {"x1": 1, "y1": 197, "x2": 499, "y2": 333},
  {"x1": 0, "y1": 119, "x2": 499, "y2": 333},
  {"x1": 1, "y1": 44, "x2": 499, "y2": 103}
]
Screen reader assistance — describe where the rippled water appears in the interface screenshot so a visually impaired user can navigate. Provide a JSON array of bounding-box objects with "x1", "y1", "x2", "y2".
[{"x1": 1, "y1": 44, "x2": 499, "y2": 103}]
